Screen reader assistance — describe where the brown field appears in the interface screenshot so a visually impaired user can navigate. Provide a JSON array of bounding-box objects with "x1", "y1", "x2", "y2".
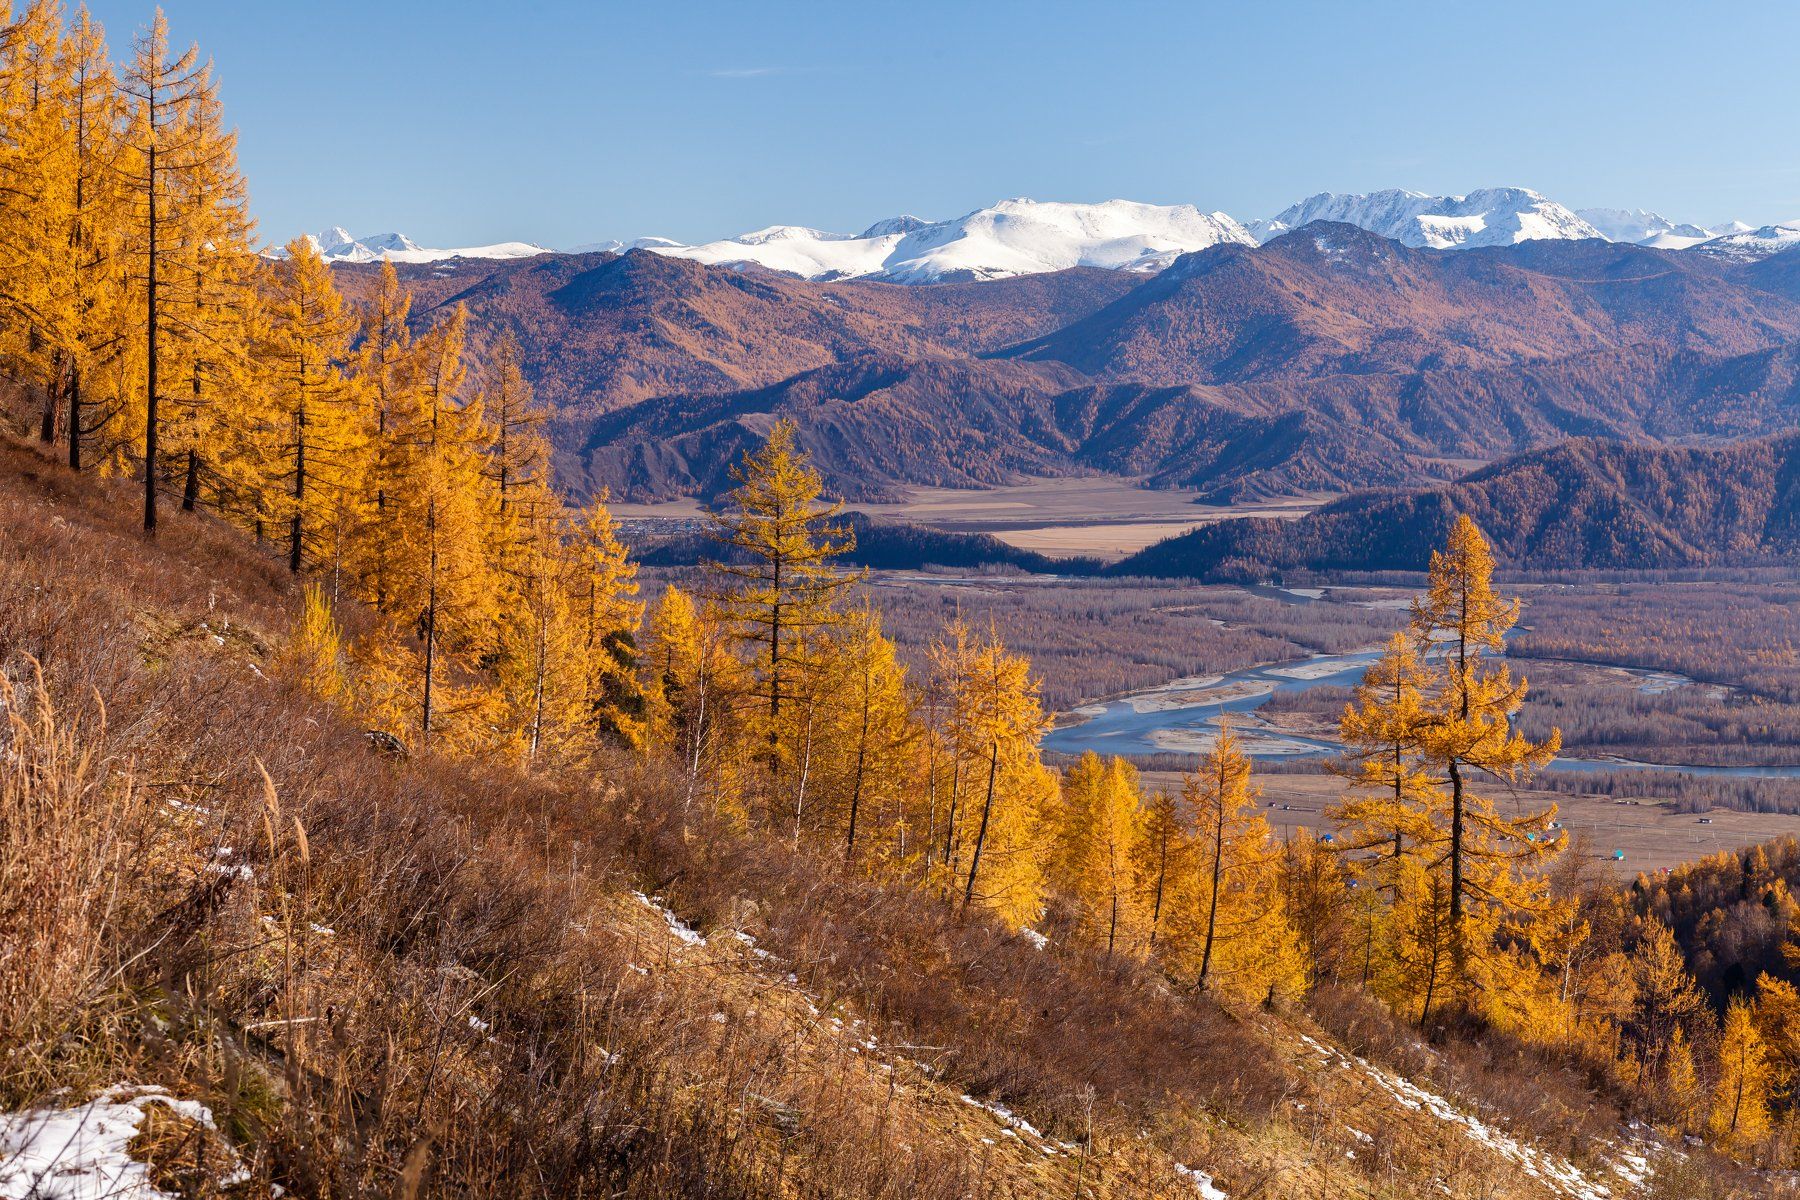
[
  {"x1": 857, "y1": 477, "x2": 1326, "y2": 560},
  {"x1": 612, "y1": 477, "x2": 1327, "y2": 561},
  {"x1": 1140, "y1": 771, "x2": 1800, "y2": 878}
]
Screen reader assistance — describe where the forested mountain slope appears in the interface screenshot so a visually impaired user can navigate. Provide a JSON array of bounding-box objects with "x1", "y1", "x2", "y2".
[{"x1": 1114, "y1": 435, "x2": 1800, "y2": 579}]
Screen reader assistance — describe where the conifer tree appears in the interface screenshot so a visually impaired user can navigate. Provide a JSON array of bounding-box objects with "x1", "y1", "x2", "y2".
[
  {"x1": 0, "y1": 1, "x2": 74, "y2": 443},
  {"x1": 1712, "y1": 997, "x2": 1775, "y2": 1152},
  {"x1": 935, "y1": 620, "x2": 1050, "y2": 926},
  {"x1": 1178, "y1": 725, "x2": 1271, "y2": 994},
  {"x1": 119, "y1": 11, "x2": 235, "y2": 531},
  {"x1": 1411, "y1": 515, "x2": 1563, "y2": 981},
  {"x1": 567, "y1": 492, "x2": 644, "y2": 748},
  {"x1": 1665, "y1": 1026, "x2": 1703, "y2": 1134},
  {"x1": 479, "y1": 330, "x2": 544, "y2": 512},
  {"x1": 646, "y1": 584, "x2": 744, "y2": 821},
  {"x1": 831, "y1": 607, "x2": 912, "y2": 863},
  {"x1": 383, "y1": 306, "x2": 501, "y2": 748},
  {"x1": 707, "y1": 419, "x2": 855, "y2": 784},
  {"x1": 1135, "y1": 787, "x2": 1186, "y2": 950},
  {"x1": 1628, "y1": 918, "x2": 1709, "y2": 1073},
  {"x1": 54, "y1": 6, "x2": 128, "y2": 472},
  {"x1": 256, "y1": 236, "x2": 361, "y2": 576},
  {"x1": 353, "y1": 258, "x2": 416, "y2": 607},
  {"x1": 1056, "y1": 753, "x2": 1148, "y2": 955},
  {"x1": 1332, "y1": 632, "x2": 1440, "y2": 863}
]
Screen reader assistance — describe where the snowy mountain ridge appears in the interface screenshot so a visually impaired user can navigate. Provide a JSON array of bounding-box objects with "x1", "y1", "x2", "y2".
[
  {"x1": 1248, "y1": 187, "x2": 1602, "y2": 250},
  {"x1": 294, "y1": 189, "x2": 1794, "y2": 279},
  {"x1": 288, "y1": 228, "x2": 550, "y2": 264},
  {"x1": 607, "y1": 198, "x2": 1258, "y2": 283}
]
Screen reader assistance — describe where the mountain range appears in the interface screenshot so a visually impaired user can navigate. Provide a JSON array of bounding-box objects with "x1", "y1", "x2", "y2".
[
  {"x1": 307, "y1": 187, "x2": 1789, "y2": 281},
  {"x1": 1111, "y1": 433, "x2": 1800, "y2": 578}
]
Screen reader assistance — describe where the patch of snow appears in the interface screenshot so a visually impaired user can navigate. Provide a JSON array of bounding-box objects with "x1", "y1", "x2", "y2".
[
  {"x1": 1298, "y1": 1035, "x2": 1620, "y2": 1199},
  {"x1": 631, "y1": 891, "x2": 706, "y2": 946},
  {"x1": 1020, "y1": 928, "x2": 1049, "y2": 950},
  {"x1": 1175, "y1": 1162, "x2": 1229, "y2": 1199},
  {"x1": 0, "y1": 1087, "x2": 226, "y2": 1200},
  {"x1": 959, "y1": 1094, "x2": 1046, "y2": 1141}
]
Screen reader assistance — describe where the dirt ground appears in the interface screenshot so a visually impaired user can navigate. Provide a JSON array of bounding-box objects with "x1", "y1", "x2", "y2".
[{"x1": 1138, "y1": 770, "x2": 1800, "y2": 879}]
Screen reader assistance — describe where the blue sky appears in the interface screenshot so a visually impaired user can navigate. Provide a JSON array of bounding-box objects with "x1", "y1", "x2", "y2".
[{"x1": 80, "y1": 0, "x2": 1800, "y2": 248}]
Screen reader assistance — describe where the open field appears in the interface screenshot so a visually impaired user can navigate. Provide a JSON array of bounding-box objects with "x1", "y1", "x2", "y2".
[
  {"x1": 614, "y1": 477, "x2": 1328, "y2": 561},
  {"x1": 856, "y1": 477, "x2": 1326, "y2": 560},
  {"x1": 1140, "y1": 771, "x2": 1800, "y2": 878}
]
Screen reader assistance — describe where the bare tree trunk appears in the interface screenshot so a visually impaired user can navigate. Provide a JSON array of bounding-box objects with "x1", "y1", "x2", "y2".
[
  {"x1": 143, "y1": 142, "x2": 157, "y2": 533},
  {"x1": 961, "y1": 740, "x2": 1000, "y2": 913}
]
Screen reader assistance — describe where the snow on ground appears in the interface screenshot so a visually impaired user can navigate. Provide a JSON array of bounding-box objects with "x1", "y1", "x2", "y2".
[
  {"x1": 630, "y1": 891, "x2": 707, "y2": 946},
  {"x1": 0, "y1": 1087, "x2": 240, "y2": 1200},
  {"x1": 1175, "y1": 1163, "x2": 1230, "y2": 1199},
  {"x1": 1295, "y1": 1034, "x2": 1649, "y2": 1198}
]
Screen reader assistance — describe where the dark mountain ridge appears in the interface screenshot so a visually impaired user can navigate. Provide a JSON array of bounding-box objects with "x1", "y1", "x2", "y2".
[{"x1": 1111, "y1": 434, "x2": 1800, "y2": 579}]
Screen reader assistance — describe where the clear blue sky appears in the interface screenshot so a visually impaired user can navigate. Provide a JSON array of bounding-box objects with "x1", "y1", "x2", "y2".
[{"x1": 80, "y1": 0, "x2": 1800, "y2": 248}]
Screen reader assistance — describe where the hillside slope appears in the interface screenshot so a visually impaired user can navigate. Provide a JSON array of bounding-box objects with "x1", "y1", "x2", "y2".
[
  {"x1": 0, "y1": 432, "x2": 1734, "y2": 1199},
  {"x1": 1113, "y1": 435, "x2": 1800, "y2": 579}
]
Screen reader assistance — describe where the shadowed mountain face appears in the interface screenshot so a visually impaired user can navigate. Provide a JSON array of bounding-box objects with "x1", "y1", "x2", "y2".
[
  {"x1": 340, "y1": 227, "x2": 1800, "y2": 505},
  {"x1": 1109, "y1": 435, "x2": 1800, "y2": 579}
]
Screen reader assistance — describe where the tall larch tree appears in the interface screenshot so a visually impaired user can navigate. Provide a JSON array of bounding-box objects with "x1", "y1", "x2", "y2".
[
  {"x1": 385, "y1": 305, "x2": 502, "y2": 749},
  {"x1": 1411, "y1": 515, "x2": 1563, "y2": 987},
  {"x1": 479, "y1": 330, "x2": 545, "y2": 515},
  {"x1": 257, "y1": 236, "x2": 361, "y2": 577},
  {"x1": 119, "y1": 10, "x2": 209, "y2": 531},
  {"x1": 353, "y1": 258, "x2": 417, "y2": 607},
  {"x1": 831, "y1": 607, "x2": 913, "y2": 864},
  {"x1": 1056, "y1": 753, "x2": 1149, "y2": 956},
  {"x1": 1176, "y1": 725, "x2": 1274, "y2": 995},
  {"x1": 0, "y1": 1, "x2": 73, "y2": 445},
  {"x1": 707, "y1": 419, "x2": 855, "y2": 787},
  {"x1": 946, "y1": 621, "x2": 1051, "y2": 927},
  {"x1": 567, "y1": 492, "x2": 644, "y2": 749},
  {"x1": 1712, "y1": 997, "x2": 1775, "y2": 1153},
  {"x1": 53, "y1": 7, "x2": 129, "y2": 473},
  {"x1": 645, "y1": 583, "x2": 745, "y2": 823},
  {"x1": 1134, "y1": 787, "x2": 1186, "y2": 951}
]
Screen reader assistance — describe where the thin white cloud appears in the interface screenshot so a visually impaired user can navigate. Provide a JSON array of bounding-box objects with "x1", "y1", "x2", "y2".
[{"x1": 708, "y1": 66, "x2": 784, "y2": 79}]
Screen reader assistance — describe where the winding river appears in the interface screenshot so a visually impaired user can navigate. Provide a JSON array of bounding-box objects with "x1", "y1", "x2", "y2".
[{"x1": 1043, "y1": 592, "x2": 1800, "y2": 780}]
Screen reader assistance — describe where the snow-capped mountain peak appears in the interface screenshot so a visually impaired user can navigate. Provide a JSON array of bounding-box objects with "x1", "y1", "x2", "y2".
[
  {"x1": 857, "y1": 215, "x2": 933, "y2": 239},
  {"x1": 1691, "y1": 219, "x2": 1800, "y2": 262},
  {"x1": 627, "y1": 198, "x2": 1256, "y2": 283},
  {"x1": 1575, "y1": 207, "x2": 1715, "y2": 249},
  {"x1": 285, "y1": 228, "x2": 549, "y2": 265},
  {"x1": 1249, "y1": 187, "x2": 1601, "y2": 250}
]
